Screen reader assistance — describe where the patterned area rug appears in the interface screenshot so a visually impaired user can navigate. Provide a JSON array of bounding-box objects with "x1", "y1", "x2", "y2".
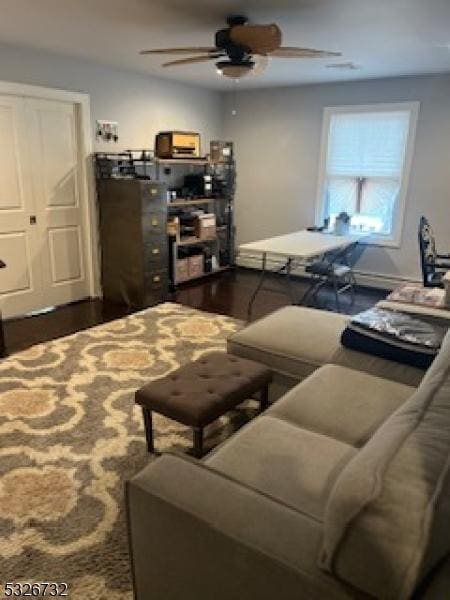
[{"x1": 0, "y1": 302, "x2": 248, "y2": 599}]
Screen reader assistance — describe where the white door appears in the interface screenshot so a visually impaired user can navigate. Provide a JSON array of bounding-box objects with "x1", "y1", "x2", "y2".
[
  {"x1": 0, "y1": 95, "x2": 90, "y2": 318},
  {"x1": 0, "y1": 95, "x2": 45, "y2": 317},
  {"x1": 26, "y1": 98, "x2": 89, "y2": 309}
]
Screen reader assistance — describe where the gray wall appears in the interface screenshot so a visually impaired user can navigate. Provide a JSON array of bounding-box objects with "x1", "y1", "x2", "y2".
[
  {"x1": 1, "y1": 42, "x2": 449, "y2": 286},
  {"x1": 0, "y1": 42, "x2": 223, "y2": 154},
  {"x1": 223, "y1": 74, "x2": 450, "y2": 284}
]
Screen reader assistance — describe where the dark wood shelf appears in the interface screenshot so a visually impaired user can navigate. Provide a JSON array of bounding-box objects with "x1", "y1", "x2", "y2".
[
  {"x1": 169, "y1": 198, "x2": 219, "y2": 207},
  {"x1": 177, "y1": 237, "x2": 217, "y2": 247},
  {"x1": 175, "y1": 266, "x2": 231, "y2": 286},
  {"x1": 156, "y1": 158, "x2": 209, "y2": 165}
]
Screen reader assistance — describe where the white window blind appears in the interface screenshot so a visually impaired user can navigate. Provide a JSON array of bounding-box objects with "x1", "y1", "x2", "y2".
[
  {"x1": 327, "y1": 111, "x2": 410, "y2": 178},
  {"x1": 319, "y1": 105, "x2": 417, "y2": 242}
]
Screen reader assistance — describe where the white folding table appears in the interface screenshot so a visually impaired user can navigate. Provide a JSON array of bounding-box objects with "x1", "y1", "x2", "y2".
[{"x1": 239, "y1": 230, "x2": 366, "y2": 319}]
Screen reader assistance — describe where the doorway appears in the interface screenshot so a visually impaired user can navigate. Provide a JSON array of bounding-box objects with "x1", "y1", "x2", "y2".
[{"x1": 0, "y1": 83, "x2": 96, "y2": 319}]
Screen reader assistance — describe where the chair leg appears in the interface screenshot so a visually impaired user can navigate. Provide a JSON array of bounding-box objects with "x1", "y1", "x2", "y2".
[
  {"x1": 301, "y1": 275, "x2": 321, "y2": 306},
  {"x1": 142, "y1": 407, "x2": 154, "y2": 453},
  {"x1": 312, "y1": 277, "x2": 326, "y2": 307},
  {"x1": 260, "y1": 384, "x2": 269, "y2": 412},
  {"x1": 193, "y1": 427, "x2": 203, "y2": 458},
  {"x1": 299, "y1": 278, "x2": 314, "y2": 306},
  {"x1": 350, "y1": 272, "x2": 356, "y2": 306},
  {"x1": 332, "y1": 274, "x2": 341, "y2": 312}
]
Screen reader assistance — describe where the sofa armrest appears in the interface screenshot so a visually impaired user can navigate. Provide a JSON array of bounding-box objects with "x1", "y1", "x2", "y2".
[{"x1": 126, "y1": 453, "x2": 351, "y2": 600}]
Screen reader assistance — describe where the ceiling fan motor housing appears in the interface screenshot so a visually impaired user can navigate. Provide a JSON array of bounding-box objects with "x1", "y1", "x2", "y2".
[
  {"x1": 226, "y1": 15, "x2": 248, "y2": 27},
  {"x1": 215, "y1": 28, "x2": 250, "y2": 61}
]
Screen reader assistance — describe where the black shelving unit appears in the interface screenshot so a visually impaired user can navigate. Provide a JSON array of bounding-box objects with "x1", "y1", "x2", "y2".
[{"x1": 94, "y1": 148, "x2": 235, "y2": 292}]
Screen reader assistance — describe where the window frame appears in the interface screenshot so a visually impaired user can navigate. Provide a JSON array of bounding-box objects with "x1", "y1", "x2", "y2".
[{"x1": 315, "y1": 102, "x2": 420, "y2": 248}]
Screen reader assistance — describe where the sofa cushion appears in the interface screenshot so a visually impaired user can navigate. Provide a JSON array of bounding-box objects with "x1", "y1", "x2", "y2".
[
  {"x1": 227, "y1": 306, "x2": 424, "y2": 386},
  {"x1": 268, "y1": 364, "x2": 414, "y2": 447},
  {"x1": 320, "y1": 330, "x2": 450, "y2": 600},
  {"x1": 206, "y1": 414, "x2": 357, "y2": 520}
]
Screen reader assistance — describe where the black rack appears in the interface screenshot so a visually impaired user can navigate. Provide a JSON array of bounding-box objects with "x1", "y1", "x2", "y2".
[
  {"x1": 94, "y1": 148, "x2": 235, "y2": 290},
  {"x1": 95, "y1": 150, "x2": 155, "y2": 180}
]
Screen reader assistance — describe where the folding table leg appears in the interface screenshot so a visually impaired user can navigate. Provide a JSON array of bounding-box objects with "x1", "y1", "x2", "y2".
[
  {"x1": 285, "y1": 258, "x2": 298, "y2": 304},
  {"x1": 247, "y1": 252, "x2": 267, "y2": 321}
]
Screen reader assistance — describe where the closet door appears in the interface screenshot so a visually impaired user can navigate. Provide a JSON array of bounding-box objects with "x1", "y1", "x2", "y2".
[
  {"x1": 25, "y1": 98, "x2": 89, "y2": 309},
  {"x1": 0, "y1": 95, "x2": 44, "y2": 318}
]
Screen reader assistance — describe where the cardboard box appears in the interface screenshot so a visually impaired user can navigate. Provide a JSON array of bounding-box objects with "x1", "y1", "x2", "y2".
[
  {"x1": 167, "y1": 216, "x2": 179, "y2": 239},
  {"x1": 175, "y1": 258, "x2": 189, "y2": 283},
  {"x1": 189, "y1": 255, "x2": 204, "y2": 279},
  {"x1": 195, "y1": 213, "x2": 216, "y2": 240},
  {"x1": 210, "y1": 140, "x2": 233, "y2": 163}
]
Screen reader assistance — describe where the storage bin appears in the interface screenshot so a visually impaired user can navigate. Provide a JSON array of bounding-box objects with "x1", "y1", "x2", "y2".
[
  {"x1": 189, "y1": 255, "x2": 204, "y2": 279},
  {"x1": 195, "y1": 214, "x2": 216, "y2": 240},
  {"x1": 176, "y1": 258, "x2": 190, "y2": 283}
]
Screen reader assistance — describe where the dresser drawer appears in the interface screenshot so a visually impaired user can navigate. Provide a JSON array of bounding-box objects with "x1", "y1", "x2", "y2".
[
  {"x1": 144, "y1": 269, "x2": 168, "y2": 294},
  {"x1": 143, "y1": 270, "x2": 168, "y2": 307},
  {"x1": 142, "y1": 211, "x2": 166, "y2": 236},
  {"x1": 141, "y1": 183, "x2": 166, "y2": 212},
  {"x1": 143, "y1": 237, "x2": 167, "y2": 268}
]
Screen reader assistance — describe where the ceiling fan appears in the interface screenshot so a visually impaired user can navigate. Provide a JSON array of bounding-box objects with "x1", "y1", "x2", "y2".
[{"x1": 140, "y1": 15, "x2": 341, "y2": 79}]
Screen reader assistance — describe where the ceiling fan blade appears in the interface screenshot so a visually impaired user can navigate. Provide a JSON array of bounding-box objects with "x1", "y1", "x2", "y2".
[
  {"x1": 271, "y1": 47, "x2": 341, "y2": 58},
  {"x1": 162, "y1": 54, "x2": 221, "y2": 67},
  {"x1": 229, "y1": 24, "x2": 282, "y2": 54},
  {"x1": 326, "y1": 62, "x2": 360, "y2": 70},
  {"x1": 140, "y1": 47, "x2": 217, "y2": 55}
]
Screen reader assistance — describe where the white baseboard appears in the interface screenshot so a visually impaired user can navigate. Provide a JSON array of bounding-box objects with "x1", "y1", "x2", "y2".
[{"x1": 236, "y1": 255, "x2": 420, "y2": 291}]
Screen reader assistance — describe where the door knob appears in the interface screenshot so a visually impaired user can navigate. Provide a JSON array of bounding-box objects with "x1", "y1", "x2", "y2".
[{"x1": 30, "y1": 216, "x2": 37, "y2": 225}]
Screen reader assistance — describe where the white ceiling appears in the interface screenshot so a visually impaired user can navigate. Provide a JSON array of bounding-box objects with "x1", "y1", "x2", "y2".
[{"x1": 1, "y1": 0, "x2": 450, "y2": 90}]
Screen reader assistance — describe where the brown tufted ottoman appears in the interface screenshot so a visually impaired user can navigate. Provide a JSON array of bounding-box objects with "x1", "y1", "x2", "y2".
[{"x1": 135, "y1": 352, "x2": 272, "y2": 457}]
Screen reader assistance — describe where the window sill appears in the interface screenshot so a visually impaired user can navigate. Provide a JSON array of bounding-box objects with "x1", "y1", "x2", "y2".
[{"x1": 357, "y1": 234, "x2": 401, "y2": 249}]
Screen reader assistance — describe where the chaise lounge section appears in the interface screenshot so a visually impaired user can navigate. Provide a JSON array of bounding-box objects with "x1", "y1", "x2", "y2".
[{"x1": 227, "y1": 305, "x2": 425, "y2": 396}]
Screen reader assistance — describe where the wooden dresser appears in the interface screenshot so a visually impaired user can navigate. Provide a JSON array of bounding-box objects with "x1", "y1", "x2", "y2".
[{"x1": 97, "y1": 179, "x2": 168, "y2": 308}]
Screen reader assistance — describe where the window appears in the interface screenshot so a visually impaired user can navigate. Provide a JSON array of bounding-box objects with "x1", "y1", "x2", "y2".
[{"x1": 316, "y1": 103, "x2": 419, "y2": 246}]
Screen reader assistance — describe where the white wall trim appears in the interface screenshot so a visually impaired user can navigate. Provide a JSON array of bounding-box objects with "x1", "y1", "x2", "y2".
[
  {"x1": 0, "y1": 80, "x2": 90, "y2": 105},
  {"x1": 314, "y1": 101, "x2": 420, "y2": 249},
  {"x1": 0, "y1": 80, "x2": 100, "y2": 299},
  {"x1": 236, "y1": 253, "x2": 420, "y2": 291}
]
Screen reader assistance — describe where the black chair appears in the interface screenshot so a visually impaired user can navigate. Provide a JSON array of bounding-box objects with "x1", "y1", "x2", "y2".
[
  {"x1": 418, "y1": 217, "x2": 450, "y2": 288},
  {"x1": 302, "y1": 242, "x2": 361, "y2": 312}
]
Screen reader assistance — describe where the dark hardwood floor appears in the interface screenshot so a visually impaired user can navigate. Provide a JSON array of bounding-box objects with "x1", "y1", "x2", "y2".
[
  {"x1": 174, "y1": 267, "x2": 387, "y2": 322},
  {"x1": 2, "y1": 267, "x2": 388, "y2": 356}
]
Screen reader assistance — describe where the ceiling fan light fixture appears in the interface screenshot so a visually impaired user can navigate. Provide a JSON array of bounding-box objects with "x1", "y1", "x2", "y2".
[{"x1": 215, "y1": 60, "x2": 254, "y2": 79}]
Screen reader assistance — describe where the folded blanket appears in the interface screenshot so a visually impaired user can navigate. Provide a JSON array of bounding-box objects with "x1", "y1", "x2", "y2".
[
  {"x1": 386, "y1": 284, "x2": 447, "y2": 309},
  {"x1": 341, "y1": 307, "x2": 449, "y2": 370}
]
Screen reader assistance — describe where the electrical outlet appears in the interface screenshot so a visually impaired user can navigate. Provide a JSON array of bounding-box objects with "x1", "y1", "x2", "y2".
[{"x1": 96, "y1": 120, "x2": 119, "y2": 143}]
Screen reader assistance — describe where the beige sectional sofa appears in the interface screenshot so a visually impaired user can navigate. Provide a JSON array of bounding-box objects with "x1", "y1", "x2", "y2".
[{"x1": 126, "y1": 307, "x2": 450, "y2": 600}]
